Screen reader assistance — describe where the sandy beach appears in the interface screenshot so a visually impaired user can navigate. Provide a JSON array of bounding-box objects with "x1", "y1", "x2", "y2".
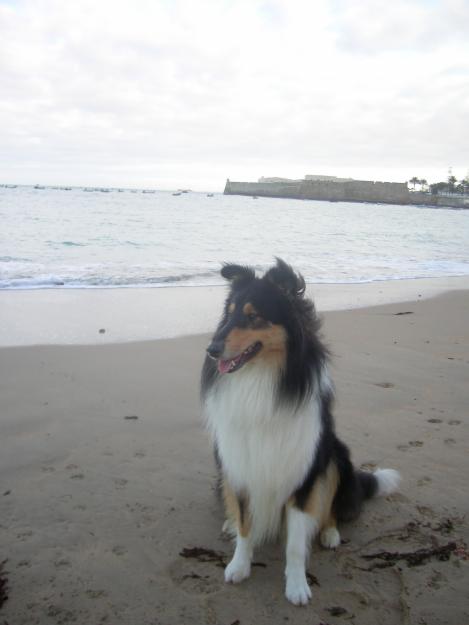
[{"x1": 1, "y1": 287, "x2": 468, "y2": 625}]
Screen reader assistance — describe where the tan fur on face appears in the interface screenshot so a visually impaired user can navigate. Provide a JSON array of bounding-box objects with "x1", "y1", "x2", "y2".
[
  {"x1": 242, "y1": 303, "x2": 258, "y2": 316},
  {"x1": 224, "y1": 324, "x2": 287, "y2": 368}
]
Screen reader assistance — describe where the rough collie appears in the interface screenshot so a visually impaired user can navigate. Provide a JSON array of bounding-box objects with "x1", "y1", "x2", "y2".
[{"x1": 201, "y1": 259, "x2": 400, "y2": 605}]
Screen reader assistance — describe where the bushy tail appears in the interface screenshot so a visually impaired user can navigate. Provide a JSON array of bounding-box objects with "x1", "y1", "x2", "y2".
[
  {"x1": 335, "y1": 465, "x2": 401, "y2": 523},
  {"x1": 331, "y1": 438, "x2": 401, "y2": 522},
  {"x1": 358, "y1": 468, "x2": 401, "y2": 499}
]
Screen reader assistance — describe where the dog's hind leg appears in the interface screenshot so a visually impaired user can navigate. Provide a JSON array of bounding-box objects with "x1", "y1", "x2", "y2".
[{"x1": 222, "y1": 480, "x2": 253, "y2": 584}]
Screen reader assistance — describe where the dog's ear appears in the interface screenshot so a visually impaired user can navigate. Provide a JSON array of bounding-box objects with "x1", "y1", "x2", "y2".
[
  {"x1": 221, "y1": 263, "x2": 255, "y2": 287},
  {"x1": 265, "y1": 258, "x2": 306, "y2": 298}
]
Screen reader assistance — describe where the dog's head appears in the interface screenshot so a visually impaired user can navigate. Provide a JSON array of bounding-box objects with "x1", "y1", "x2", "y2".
[{"x1": 207, "y1": 258, "x2": 308, "y2": 374}]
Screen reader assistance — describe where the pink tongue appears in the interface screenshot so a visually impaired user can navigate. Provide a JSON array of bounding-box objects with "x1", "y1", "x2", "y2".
[
  {"x1": 217, "y1": 354, "x2": 241, "y2": 374},
  {"x1": 218, "y1": 359, "x2": 233, "y2": 374}
]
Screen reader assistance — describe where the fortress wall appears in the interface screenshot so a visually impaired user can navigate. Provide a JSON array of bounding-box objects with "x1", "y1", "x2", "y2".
[
  {"x1": 224, "y1": 180, "x2": 467, "y2": 208},
  {"x1": 299, "y1": 180, "x2": 410, "y2": 203},
  {"x1": 225, "y1": 180, "x2": 302, "y2": 197}
]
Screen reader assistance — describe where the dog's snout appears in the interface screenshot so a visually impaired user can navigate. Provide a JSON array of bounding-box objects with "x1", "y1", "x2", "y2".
[{"x1": 207, "y1": 340, "x2": 224, "y2": 359}]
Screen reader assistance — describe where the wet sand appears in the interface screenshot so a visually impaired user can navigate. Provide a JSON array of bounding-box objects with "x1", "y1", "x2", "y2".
[{"x1": 1, "y1": 291, "x2": 468, "y2": 624}]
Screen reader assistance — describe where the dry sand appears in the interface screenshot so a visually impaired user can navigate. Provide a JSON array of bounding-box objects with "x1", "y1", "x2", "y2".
[{"x1": 1, "y1": 291, "x2": 468, "y2": 625}]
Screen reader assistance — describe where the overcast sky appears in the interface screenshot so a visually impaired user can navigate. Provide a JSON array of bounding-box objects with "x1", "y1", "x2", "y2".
[{"x1": 1, "y1": 0, "x2": 468, "y2": 190}]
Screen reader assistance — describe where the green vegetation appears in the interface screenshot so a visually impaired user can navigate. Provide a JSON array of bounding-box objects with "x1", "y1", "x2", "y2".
[{"x1": 408, "y1": 172, "x2": 468, "y2": 196}]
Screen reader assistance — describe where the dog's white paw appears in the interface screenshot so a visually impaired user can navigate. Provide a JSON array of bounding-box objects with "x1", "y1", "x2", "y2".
[
  {"x1": 320, "y1": 526, "x2": 341, "y2": 549},
  {"x1": 285, "y1": 574, "x2": 312, "y2": 606},
  {"x1": 224, "y1": 556, "x2": 251, "y2": 584}
]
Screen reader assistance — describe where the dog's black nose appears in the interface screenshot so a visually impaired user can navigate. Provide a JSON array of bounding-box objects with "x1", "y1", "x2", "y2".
[{"x1": 207, "y1": 340, "x2": 224, "y2": 359}]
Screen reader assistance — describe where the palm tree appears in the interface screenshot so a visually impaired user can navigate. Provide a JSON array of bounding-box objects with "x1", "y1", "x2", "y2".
[
  {"x1": 448, "y1": 175, "x2": 457, "y2": 193},
  {"x1": 420, "y1": 178, "x2": 428, "y2": 192},
  {"x1": 409, "y1": 176, "x2": 419, "y2": 191}
]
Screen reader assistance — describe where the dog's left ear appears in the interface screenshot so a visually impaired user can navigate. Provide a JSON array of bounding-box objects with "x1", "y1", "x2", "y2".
[
  {"x1": 265, "y1": 258, "x2": 306, "y2": 298},
  {"x1": 221, "y1": 263, "x2": 255, "y2": 287}
]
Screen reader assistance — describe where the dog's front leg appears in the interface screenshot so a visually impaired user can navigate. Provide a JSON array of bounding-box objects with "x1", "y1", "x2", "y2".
[
  {"x1": 225, "y1": 529, "x2": 253, "y2": 583},
  {"x1": 223, "y1": 480, "x2": 252, "y2": 583},
  {"x1": 285, "y1": 504, "x2": 317, "y2": 605}
]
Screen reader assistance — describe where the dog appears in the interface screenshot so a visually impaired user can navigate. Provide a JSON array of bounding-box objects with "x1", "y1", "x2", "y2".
[{"x1": 201, "y1": 258, "x2": 400, "y2": 605}]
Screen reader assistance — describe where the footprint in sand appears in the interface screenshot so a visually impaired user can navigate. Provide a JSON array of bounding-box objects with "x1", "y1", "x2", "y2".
[
  {"x1": 134, "y1": 451, "x2": 146, "y2": 458},
  {"x1": 448, "y1": 420, "x2": 461, "y2": 426},
  {"x1": 444, "y1": 438, "x2": 456, "y2": 445},
  {"x1": 416, "y1": 505, "x2": 436, "y2": 518},
  {"x1": 373, "y1": 382, "x2": 395, "y2": 388},
  {"x1": 417, "y1": 476, "x2": 432, "y2": 486},
  {"x1": 397, "y1": 441, "x2": 423, "y2": 451},
  {"x1": 112, "y1": 545, "x2": 127, "y2": 556},
  {"x1": 17, "y1": 529, "x2": 33, "y2": 540},
  {"x1": 428, "y1": 418, "x2": 442, "y2": 424},
  {"x1": 113, "y1": 478, "x2": 128, "y2": 487},
  {"x1": 85, "y1": 589, "x2": 108, "y2": 599},
  {"x1": 41, "y1": 466, "x2": 56, "y2": 473},
  {"x1": 360, "y1": 462, "x2": 377, "y2": 471}
]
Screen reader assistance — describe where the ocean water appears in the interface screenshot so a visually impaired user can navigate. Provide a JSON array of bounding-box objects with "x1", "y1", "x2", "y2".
[{"x1": 1, "y1": 185, "x2": 469, "y2": 289}]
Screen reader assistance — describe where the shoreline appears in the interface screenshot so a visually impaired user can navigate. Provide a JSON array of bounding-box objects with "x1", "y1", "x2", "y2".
[
  {"x1": 1, "y1": 275, "x2": 469, "y2": 347},
  {"x1": 1, "y1": 291, "x2": 468, "y2": 625}
]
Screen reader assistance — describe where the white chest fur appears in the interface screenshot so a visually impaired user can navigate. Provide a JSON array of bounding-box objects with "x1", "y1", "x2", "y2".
[{"x1": 204, "y1": 366, "x2": 322, "y2": 544}]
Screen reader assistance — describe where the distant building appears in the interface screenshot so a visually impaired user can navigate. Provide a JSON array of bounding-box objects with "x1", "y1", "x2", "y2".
[
  {"x1": 304, "y1": 174, "x2": 353, "y2": 182},
  {"x1": 258, "y1": 176, "x2": 302, "y2": 183},
  {"x1": 259, "y1": 174, "x2": 355, "y2": 183}
]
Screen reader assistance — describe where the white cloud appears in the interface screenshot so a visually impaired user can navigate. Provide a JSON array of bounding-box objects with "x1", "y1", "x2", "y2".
[{"x1": 0, "y1": 0, "x2": 468, "y2": 189}]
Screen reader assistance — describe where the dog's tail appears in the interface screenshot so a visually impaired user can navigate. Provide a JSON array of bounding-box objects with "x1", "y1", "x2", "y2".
[
  {"x1": 334, "y1": 441, "x2": 401, "y2": 523},
  {"x1": 357, "y1": 468, "x2": 401, "y2": 499}
]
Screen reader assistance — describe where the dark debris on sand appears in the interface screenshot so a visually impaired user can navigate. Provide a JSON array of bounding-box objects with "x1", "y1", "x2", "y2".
[
  {"x1": 361, "y1": 541, "x2": 457, "y2": 569},
  {"x1": 0, "y1": 560, "x2": 9, "y2": 609},
  {"x1": 179, "y1": 546, "x2": 226, "y2": 567},
  {"x1": 179, "y1": 546, "x2": 267, "y2": 570}
]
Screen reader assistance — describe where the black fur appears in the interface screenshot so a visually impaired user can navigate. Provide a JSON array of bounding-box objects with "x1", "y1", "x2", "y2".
[
  {"x1": 201, "y1": 258, "x2": 381, "y2": 522},
  {"x1": 202, "y1": 258, "x2": 327, "y2": 408}
]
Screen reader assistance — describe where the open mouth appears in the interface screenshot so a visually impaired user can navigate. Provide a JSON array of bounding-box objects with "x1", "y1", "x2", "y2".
[{"x1": 217, "y1": 341, "x2": 262, "y2": 374}]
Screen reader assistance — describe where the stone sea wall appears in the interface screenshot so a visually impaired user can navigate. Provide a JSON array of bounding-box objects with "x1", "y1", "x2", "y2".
[{"x1": 224, "y1": 179, "x2": 468, "y2": 208}]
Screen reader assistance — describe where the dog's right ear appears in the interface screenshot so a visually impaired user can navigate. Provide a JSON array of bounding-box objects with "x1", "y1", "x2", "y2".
[{"x1": 221, "y1": 263, "x2": 255, "y2": 287}]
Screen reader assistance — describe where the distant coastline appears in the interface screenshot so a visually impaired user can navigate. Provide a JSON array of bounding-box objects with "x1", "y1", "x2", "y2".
[{"x1": 224, "y1": 176, "x2": 469, "y2": 209}]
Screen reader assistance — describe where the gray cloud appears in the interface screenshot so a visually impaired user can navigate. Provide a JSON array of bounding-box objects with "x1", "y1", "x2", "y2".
[{"x1": 0, "y1": 0, "x2": 468, "y2": 189}]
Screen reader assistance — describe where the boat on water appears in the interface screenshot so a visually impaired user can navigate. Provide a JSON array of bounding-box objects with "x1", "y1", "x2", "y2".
[{"x1": 173, "y1": 192, "x2": 182, "y2": 196}]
